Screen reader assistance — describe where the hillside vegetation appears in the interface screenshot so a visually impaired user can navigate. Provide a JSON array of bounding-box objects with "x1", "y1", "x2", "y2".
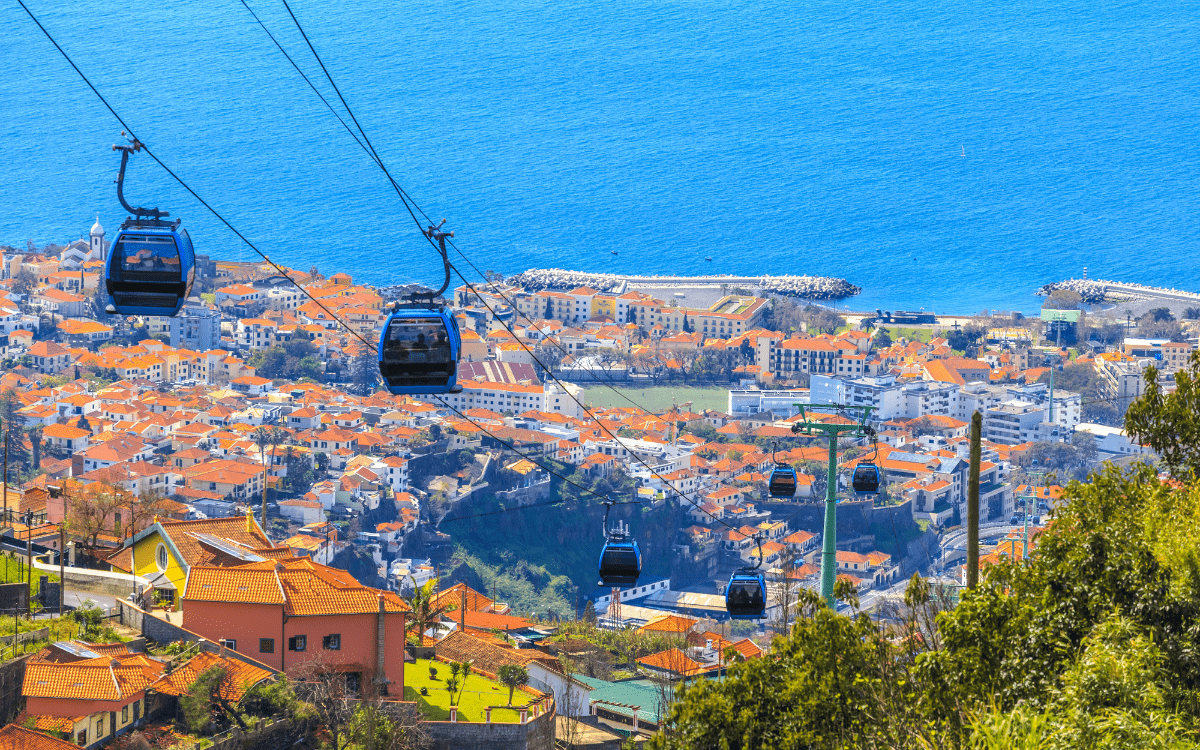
[
  {"x1": 651, "y1": 353, "x2": 1200, "y2": 750},
  {"x1": 443, "y1": 461, "x2": 688, "y2": 616}
]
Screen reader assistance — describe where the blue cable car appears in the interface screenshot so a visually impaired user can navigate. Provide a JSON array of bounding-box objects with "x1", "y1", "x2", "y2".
[
  {"x1": 103, "y1": 137, "x2": 195, "y2": 316},
  {"x1": 378, "y1": 220, "x2": 463, "y2": 395},
  {"x1": 378, "y1": 305, "x2": 462, "y2": 394},
  {"x1": 768, "y1": 466, "x2": 797, "y2": 498},
  {"x1": 597, "y1": 502, "x2": 642, "y2": 588},
  {"x1": 767, "y1": 442, "x2": 797, "y2": 499},
  {"x1": 598, "y1": 538, "x2": 642, "y2": 588},
  {"x1": 725, "y1": 535, "x2": 767, "y2": 620},
  {"x1": 852, "y1": 464, "x2": 882, "y2": 493}
]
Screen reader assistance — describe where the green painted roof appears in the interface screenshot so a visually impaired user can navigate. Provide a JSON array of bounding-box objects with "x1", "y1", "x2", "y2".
[{"x1": 576, "y1": 676, "x2": 664, "y2": 723}]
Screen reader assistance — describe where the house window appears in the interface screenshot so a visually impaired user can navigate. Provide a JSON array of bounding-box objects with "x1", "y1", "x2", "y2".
[
  {"x1": 289, "y1": 635, "x2": 306, "y2": 652},
  {"x1": 122, "y1": 705, "x2": 129, "y2": 723},
  {"x1": 259, "y1": 638, "x2": 275, "y2": 654},
  {"x1": 219, "y1": 638, "x2": 236, "y2": 651},
  {"x1": 96, "y1": 716, "x2": 105, "y2": 736},
  {"x1": 77, "y1": 729, "x2": 87, "y2": 745},
  {"x1": 324, "y1": 634, "x2": 341, "y2": 650},
  {"x1": 156, "y1": 544, "x2": 169, "y2": 571}
]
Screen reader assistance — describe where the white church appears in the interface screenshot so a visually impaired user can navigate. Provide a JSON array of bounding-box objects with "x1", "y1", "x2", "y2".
[{"x1": 58, "y1": 215, "x2": 107, "y2": 269}]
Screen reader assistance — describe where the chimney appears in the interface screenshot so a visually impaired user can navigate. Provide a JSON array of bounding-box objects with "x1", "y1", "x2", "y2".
[{"x1": 375, "y1": 593, "x2": 389, "y2": 691}]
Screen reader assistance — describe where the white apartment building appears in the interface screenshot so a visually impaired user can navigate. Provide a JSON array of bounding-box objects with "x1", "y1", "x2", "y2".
[
  {"x1": 728, "y1": 388, "x2": 810, "y2": 417},
  {"x1": 431, "y1": 380, "x2": 582, "y2": 417},
  {"x1": 1074, "y1": 423, "x2": 1152, "y2": 458},
  {"x1": 809, "y1": 374, "x2": 958, "y2": 422}
]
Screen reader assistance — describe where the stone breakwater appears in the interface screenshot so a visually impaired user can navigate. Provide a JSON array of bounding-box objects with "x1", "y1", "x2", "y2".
[
  {"x1": 1036, "y1": 279, "x2": 1200, "y2": 306},
  {"x1": 506, "y1": 269, "x2": 861, "y2": 300},
  {"x1": 1036, "y1": 279, "x2": 1110, "y2": 304}
]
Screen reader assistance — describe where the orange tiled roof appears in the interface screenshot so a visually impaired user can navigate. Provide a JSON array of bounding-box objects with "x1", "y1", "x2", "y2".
[
  {"x1": 184, "y1": 558, "x2": 408, "y2": 616},
  {"x1": 636, "y1": 648, "x2": 704, "y2": 675},
  {"x1": 430, "y1": 583, "x2": 494, "y2": 614},
  {"x1": 0, "y1": 723, "x2": 78, "y2": 748},
  {"x1": 639, "y1": 613, "x2": 699, "y2": 634},
  {"x1": 147, "y1": 515, "x2": 273, "y2": 569},
  {"x1": 150, "y1": 651, "x2": 274, "y2": 701},
  {"x1": 23, "y1": 655, "x2": 162, "y2": 701}
]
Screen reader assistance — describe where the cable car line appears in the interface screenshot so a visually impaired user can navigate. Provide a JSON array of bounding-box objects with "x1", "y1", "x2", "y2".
[
  {"x1": 238, "y1": 0, "x2": 373, "y2": 160},
  {"x1": 246, "y1": 0, "x2": 718, "y2": 421},
  {"x1": 249, "y1": 5, "x2": 760, "y2": 532},
  {"x1": 18, "y1": 0, "x2": 748, "y2": 532},
  {"x1": 13, "y1": 0, "x2": 385, "y2": 355},
  {"x1": 429, "y1": 395, "x2": 621, "y2": 506},
  {"x1": 439, "y1": 496, "x2": 646, "y2": 525}
]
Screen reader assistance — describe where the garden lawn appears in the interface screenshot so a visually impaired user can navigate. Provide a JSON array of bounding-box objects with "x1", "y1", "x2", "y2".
[{"x1": 404, "y1": 659, "x2": 526, "y2": 722}]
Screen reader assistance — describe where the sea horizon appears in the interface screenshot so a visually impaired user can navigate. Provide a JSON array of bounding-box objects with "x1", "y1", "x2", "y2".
[{"x1": 2, "y1": 0, "x2": 1198, "y2": 316}]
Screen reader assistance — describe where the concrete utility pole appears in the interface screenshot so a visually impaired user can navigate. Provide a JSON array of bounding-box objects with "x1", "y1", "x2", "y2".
[
  {"x1": 59, "y1": 524, "x2": 65, "y2": 616},
  {"x1": 967, "y1": 411, "x2": 982, "y2": 589},
  {"x1": 25, "y1": 512, "x2": 32, "y2": 616},
  {"x1": 791, "y1": 403, "x2": 874, "y2": 609}
]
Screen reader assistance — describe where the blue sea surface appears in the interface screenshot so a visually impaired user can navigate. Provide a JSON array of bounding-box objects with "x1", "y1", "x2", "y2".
[{"x1": 1, "y1": 0, "x2": 1197, "y2": 314}]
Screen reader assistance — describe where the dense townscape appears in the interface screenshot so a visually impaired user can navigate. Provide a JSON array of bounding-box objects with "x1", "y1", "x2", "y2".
[{"x1": 0, "y1": 227, "x2": 1194, "y2": 749}]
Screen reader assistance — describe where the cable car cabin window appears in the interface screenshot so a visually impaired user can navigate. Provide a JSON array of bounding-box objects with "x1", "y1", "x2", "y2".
[
  {"x1": 384, "y1": 319, "x2": 453, "y2": 363},
  {"x1": 114, "y1": 234, "x2": 181, "y2": 279}
]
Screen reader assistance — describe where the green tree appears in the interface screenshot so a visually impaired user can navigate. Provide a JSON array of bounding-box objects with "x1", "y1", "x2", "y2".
[
  {"x1": 498, "y1": 664, "x2": 529, "y2": 706},
  {"x1": 403, "y1": 578, "x2": 457, "y2": 644},
  {"x1": 252, "y1": 426, "x2": 287, "y2": 529},
  {"x1": 1126, "y1": 351, "x2": 1200, "y2": 480},
  {"x1": 1043, "y1": 289, "x2": 1083, "y2": 310},
  {"x1": 180, "y1": 665, "x2": 228, "y2": 735}
]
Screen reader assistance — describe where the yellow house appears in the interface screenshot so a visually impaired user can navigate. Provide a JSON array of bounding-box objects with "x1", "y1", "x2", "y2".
[
  {"x1": 126, "y1": 512, "x2": 276, "y2": 607},
  {"x1": 591, "y1": 294, "x2": 617, "y2": 321}
]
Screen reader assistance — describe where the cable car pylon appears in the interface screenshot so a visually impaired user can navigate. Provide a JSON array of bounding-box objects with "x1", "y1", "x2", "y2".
[{"x1": 790, "y1": 403, "x2": 875, "y2": 609}]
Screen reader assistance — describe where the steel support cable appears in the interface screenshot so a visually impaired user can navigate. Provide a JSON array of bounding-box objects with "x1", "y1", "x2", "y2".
[
  {"x1": 267, "y1": 2, "x2": 763, "y2": 534},
  {"x1": 429, "y1": 394, "x2": 617, "y2": 505},
  {"x1": 14, "y1": 1, "x2": 642, "y2": 516},
  {"x1": 14, "y1": 0, "x2": 381, "y2": 354},
  {"x1": 255, "y1": 0, "x2": 704, "y2": 419}
]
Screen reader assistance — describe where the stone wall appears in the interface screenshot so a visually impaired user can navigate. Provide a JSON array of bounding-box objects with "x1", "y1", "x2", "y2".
[
  {"x1": 424, "y1": 704, "x2": 556, "y2": 750},
  {"x1": 116, "y1": 600, "x2": 276, "y2": 672},
  {"x1": 0, "y1": 583, "x2": 28, "y2": 617},
  {"x1": 0, "y1": 655, "x2": 31, "y2": 725},
  {"x1": 33, "y1": 560, "x2": 148, "y2": 598}
]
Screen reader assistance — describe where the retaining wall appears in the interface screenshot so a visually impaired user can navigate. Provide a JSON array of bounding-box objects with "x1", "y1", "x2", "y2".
[
  {"x1": 0, "y1": 655, "x2": 30, "y2": 725},
  {"x1": 0, "y1": 584, "x2": 28, "y2": 616},
  {"x1": 33, "y1": 560, "x2": 150, "y2": 599},
  {"x1": 424, "y1": 699, "x2": 556, "y2": 750}
]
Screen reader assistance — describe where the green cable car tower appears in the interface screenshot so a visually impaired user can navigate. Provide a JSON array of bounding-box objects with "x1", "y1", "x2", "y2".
[{"x1": 790, "y1": 404, "x2": 875, "y2": 609}]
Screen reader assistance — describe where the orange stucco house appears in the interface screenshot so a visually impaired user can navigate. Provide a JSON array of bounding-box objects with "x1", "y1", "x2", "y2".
[
  {"x1": 22, "y1": 653, "x2": 163, "y2": 748},
  {"x1": 182, "y1": 558, "x2": 408, "y2": 696}
]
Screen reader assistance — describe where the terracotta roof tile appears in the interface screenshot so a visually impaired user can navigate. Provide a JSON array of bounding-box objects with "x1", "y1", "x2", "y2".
[
  {"x1": 150, "y1": 651, "x2": 274, "y2": 702},
  {"x1": 0, "y1": 723, "x2": 78, "y2": 748}
]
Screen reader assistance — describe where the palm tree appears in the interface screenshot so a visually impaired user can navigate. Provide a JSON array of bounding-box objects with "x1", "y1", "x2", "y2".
[
  {"x1": 252, "y1": 426, "x2": 287, "y2": 531},
  {"x1": 498, "y1": 664, "x2": 529, "y2": 706},
  {"x1": 404, "y1": 578, "x2": 457, "y2": 644}
]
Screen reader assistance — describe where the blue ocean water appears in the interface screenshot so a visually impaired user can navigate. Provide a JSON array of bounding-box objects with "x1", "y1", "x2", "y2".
[{"x1": 1, "y1": 0, "x2": 1197, "y2": 314}]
